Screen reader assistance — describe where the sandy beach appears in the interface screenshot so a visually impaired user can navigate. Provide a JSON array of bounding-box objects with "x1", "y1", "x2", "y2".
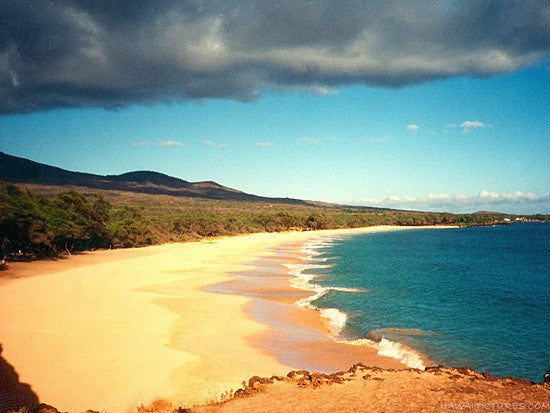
[
  {"x1": 209, "y1": 241, "x2": 412, "y2": 374},
  {"x1": 0, "y1": 226, "x2": 452, "y2": 412}
]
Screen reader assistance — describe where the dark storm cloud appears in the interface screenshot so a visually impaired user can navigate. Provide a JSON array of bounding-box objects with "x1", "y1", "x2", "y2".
[{"x1": 1, "y1": 0, "x2": 548, "y2": 113}]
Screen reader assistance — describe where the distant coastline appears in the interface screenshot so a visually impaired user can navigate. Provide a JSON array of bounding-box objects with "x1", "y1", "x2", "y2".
[{"x1": 3, "y1": 180, "x2": 546, "y2": 267}]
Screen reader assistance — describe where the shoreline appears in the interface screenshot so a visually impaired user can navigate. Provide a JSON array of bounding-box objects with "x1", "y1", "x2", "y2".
[
  {"x1": 208, "y1": 239, "x2": 408, "y2": 373},
  {"x1": 208, "y1": 227, "x2": 445, "y2": 376},
  {"x1": 291, "y1": 235, "x2": 434, "y2": 370},
  {"x1": 0, "y1": 225, "x2": 455, "y2": 412}
]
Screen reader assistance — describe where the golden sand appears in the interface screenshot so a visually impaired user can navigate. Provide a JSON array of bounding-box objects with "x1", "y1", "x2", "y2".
[{"x1": 0, "y1": 226, "x2": 454, "y2": 412}]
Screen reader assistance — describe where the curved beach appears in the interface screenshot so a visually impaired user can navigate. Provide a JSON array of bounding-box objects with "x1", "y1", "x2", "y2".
[{"x1": 0, "y1": 226, "x2": 448, "y2": 412}]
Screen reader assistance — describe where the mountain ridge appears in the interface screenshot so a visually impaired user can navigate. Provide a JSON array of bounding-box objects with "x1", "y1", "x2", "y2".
[{"x1": 0, "y1": 151, "x2": 316, "y2": 206}]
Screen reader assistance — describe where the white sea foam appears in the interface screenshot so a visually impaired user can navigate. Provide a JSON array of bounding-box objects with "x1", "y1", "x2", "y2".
[
  {"x1": 299, "y1": 237, "x2": 341, "y2": 256},
  {"x1": 287, "y1": 236, "x2": 367, "y2": 340},
  {"x1": 299, "y1": 248, "x2": 320, "y2": 256},
  {"x1": 331, "y1": 286, "x2": 365, "y2": 293},
  {"x1": 376, "y1": 338, "x2": 427, "y2": 369},
  {"x1": 319, "y1": 308, "x2": 348, "y2": 336},
  {"x1": 301, "y1": 256, "x2": 329, "y2": 262},
  {"x1": 284, "y1": 263, "x2": 332, "y2": 287},
  {"x1": 287, "y1": 234, "x2": 430, "y2": 370},
  {"x1": 336, "y1": 337, "x2": 379, "y2": 349},
  {"x1": 337, "y1": 337, "x2": 428, "y2": 370},
  {"x1": 285, "y1": 261, "x2": 365, "y2": 309},
  {"x1": 306, "y1": 241, "x2": 335, "y2": 247}
]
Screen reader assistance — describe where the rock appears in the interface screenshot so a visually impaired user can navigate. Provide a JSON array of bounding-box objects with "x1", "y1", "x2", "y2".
[
  {"x1": 287, "y1": 370, "x2": 309, "y2": 379},
  {"x1": 248, "y1": 375, "x2": 273, "y2": 387},
  {"x1": 32, "y1": 404, "x2": 61, "y2": 413},
  {"x1": 482, "y1": 371, "x2": 498, "y2": 381}
]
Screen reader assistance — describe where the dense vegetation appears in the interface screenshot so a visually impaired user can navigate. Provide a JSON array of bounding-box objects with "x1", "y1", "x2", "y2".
[{"x1": 1, "y1": 182, "x2": 548, "y2": 261}]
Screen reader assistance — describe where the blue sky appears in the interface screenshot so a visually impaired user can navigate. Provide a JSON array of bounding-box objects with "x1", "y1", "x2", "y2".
[
  {"x1": 1, "y1": 1, "x2": 549, "y2": 214},
  {"x1": 2, "y1": 62, "x2": 548, "y2": 213}
]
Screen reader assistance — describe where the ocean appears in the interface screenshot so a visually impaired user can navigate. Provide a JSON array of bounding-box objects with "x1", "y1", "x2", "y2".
[{"x1": 289, "y1": 223, "x2": 550, "y2": 382}]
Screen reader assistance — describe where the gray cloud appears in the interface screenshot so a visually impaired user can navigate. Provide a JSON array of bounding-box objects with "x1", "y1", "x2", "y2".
[{"x1": 1, "y1": 1, "x2": 549, "y2": 114}]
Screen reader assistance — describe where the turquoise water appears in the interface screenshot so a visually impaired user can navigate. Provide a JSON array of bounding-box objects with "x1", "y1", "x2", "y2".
[{"x1": 300, "y1": 223, "x2": 550, "y2": 382}]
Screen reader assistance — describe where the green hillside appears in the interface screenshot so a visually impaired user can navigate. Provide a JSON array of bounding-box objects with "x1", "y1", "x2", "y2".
[{"x1": 3, "y1": 182, "x2": 546, "y2": 262}]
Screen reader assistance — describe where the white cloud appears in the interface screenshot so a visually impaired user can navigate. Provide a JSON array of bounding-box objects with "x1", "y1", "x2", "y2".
[
  {"x1": 297, "y1": 136, "x2": 342, "y2": 145},
  {"x1": 297, "y1": 137, "x2": 318, "y2": 145},
  {"x1": 159, "y1": 140, "x2": 183, "y2": 147},
  {"x1": 479, "y1": 190, "x2": 539, "y2": 202},
  {"x1": 256, "y1": 142, "x2": 274, "y2": 147},
  {"x1": 131, "y1": 141, "x2": 150, "y2": 146},
  {"x1": 362, "y1": 135, "x2": 390, "y2": 143},
  {"x1": 204, "y1": 140, "x2": 228, "y2": 149},
  {"x1": 353, "y1": 190, "x2": 550, "y2": 213},
  {"x1": 460, "y1": 121, "x2": 485, "y2": 132},
  {"x1": 406, "y1": 124, "x2": 419, "y2": 132}
]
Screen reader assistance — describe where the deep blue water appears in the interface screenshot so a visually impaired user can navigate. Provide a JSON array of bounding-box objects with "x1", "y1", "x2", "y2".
[{"x1": 305, "y1": 223, "x2": 550, "y2": 382}]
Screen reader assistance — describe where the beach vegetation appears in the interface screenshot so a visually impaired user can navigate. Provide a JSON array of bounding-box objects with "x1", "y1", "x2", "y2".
[{"x1": 1, "y1": 182, "x2": 548, "y2": 261}]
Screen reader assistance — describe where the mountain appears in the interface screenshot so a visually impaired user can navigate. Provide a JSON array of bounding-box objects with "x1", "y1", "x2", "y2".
[{"x1": 0, "y1": 151, "x2": 311, "y2": 205}]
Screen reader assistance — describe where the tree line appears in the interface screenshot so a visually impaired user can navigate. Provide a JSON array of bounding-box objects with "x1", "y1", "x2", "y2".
[{"x1": 1, "y1": 183, "x2": 546, "y2": 261}]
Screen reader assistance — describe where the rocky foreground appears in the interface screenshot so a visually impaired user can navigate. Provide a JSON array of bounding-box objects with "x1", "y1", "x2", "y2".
[{"x1": 11, "y1": 365, "x2": 550, "y2": 413}]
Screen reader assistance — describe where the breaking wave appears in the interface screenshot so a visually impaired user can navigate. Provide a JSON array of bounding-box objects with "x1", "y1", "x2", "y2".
[
  {"x1": 341, "y1": 337, "x2": 428, "y2": 370},
  {"x1": 287, "y1": 235, "x2": 430, "y2": 370},
  {"x1": 376, "y1": 338, "x2": 428, "y2": 369}
]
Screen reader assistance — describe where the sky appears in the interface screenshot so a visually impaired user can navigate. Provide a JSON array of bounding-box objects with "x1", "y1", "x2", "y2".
[{"x1": 1, "y1": 1, "x2": 549, "y2": 214}]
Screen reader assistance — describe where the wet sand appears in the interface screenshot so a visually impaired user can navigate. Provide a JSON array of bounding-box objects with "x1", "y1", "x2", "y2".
[{"x1": 208, "y1": 242, "x2": 407, "y2": 373}]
